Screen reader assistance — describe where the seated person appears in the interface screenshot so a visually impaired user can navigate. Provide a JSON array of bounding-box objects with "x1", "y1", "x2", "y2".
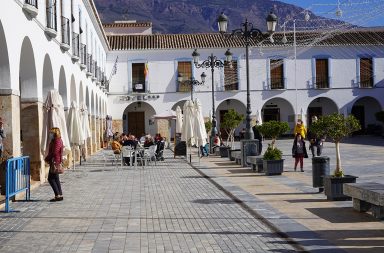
[
  {"x1": 154, "y1": 133, "x2": 163, "y2": 143},
  {"x1": 144, "y1": 136, "x2": 155, "y2": 148},
  {"x1": 111, "y1": 137, "x2": 122, "y2": 154},
  {"x1": 122, "y1": 135, "x2": 138, "y2": 165}
]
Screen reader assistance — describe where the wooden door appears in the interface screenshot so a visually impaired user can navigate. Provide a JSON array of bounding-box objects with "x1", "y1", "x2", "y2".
[{"x1": 127, "y1": 112, "x2": 145, "y2": 137}]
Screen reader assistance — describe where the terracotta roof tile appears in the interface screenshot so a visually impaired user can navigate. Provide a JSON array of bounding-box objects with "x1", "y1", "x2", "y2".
[
  {"x1": 103, "y1": 22, "x2": 152, "y2": 28},
  {"x1": 107, "y1": 29, "x2": 384, "y2": 51}
]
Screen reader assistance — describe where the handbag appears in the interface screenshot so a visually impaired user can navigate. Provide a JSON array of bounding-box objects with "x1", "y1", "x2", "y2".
[{"x1": 50, "y1": 160, "x2": 64, "y2": 174}]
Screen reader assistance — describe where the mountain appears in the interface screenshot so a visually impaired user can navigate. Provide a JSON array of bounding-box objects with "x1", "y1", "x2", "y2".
[{"x1": 94, "y1": 0, "x2": 344, "y2": 34}]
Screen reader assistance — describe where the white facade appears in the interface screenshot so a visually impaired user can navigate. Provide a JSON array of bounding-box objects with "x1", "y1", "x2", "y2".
[{"x1": 106, "y1": 42, "x2": 384, "y2": 138}]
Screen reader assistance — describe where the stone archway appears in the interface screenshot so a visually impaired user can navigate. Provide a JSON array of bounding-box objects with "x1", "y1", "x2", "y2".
[
  {"x1": 42, "y1": 54, "x2": 54, "y2": 97},
  {"x1": 70, "y1": 74, "x2": 77, "y2": 104},
  {"x1": 351, "y1": 96, "x2": 382, "y2": 134},
  {"x1": 216, "y1": 99, "x2": 247, "y2": 140},
  {"x1": 58, "y1": 66, "x2": 68, "y2": 109},
  {"x1": 0, "y1": 20, "x2": 13, "y2": 158},
  {"x1": 262, "y1": 97, "x2": 295, "y2": 130},
  {"x1": 123, "y1": 102, "x2": 156, "y2": 138},
  {"x1": 79, "y1": 81, "x2": 84, "y2": 104},
  {"x1": 307, "y1": 97, "x2": 338, "y2": 125},
  {"x1": 19, "y1": 37, "x2": 41, "y2": 181}
]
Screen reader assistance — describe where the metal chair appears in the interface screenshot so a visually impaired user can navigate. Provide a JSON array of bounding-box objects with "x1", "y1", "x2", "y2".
[{"x1": 121, "y1": 146, "x2": 134, "y2": 167}]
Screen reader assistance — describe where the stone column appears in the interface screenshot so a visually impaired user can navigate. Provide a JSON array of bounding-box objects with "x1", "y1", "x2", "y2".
[
  {"x1": 91, "y1": 115, "x2": 97, "y2": 153},
  {"x1": 20, "y1": 100, "x2": 45, "y2": 181},
  {"x1": 87, "y1": 115, "x2": 93, "y2": 155},
  {"x1": 156, "y1": 119, "x2": 170, "y2": 141}
]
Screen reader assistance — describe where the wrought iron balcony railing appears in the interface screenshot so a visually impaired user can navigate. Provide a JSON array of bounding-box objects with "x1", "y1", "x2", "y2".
[{"x1": 61, "y1": 16, "x2": 70, "y2": 46}]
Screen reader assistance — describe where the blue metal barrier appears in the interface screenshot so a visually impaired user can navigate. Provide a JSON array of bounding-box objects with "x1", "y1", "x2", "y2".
[{"x1": 4, "y1": 156, "x2": 31, "y2": 212}]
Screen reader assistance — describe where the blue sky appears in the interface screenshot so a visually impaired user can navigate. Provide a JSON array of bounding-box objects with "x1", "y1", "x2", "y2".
[{"x1": 278, "y1": 0, "x2": 384, "y2": 27}]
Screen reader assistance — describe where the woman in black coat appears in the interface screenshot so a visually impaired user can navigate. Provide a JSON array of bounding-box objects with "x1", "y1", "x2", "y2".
[{"x1": 292, "y1": 133, "x2": 308, "y2": 172}]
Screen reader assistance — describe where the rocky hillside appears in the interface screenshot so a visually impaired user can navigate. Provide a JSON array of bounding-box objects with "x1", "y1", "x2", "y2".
[{"x1": 94, "y1": 0, "x2": 342, "y2": 34}]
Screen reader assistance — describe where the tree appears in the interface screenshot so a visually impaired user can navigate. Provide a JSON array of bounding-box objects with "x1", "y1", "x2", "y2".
[
  {"x1": 309, "y1": 113, "x2": 361, "y2": 177},
  {"x1": 221, "y1": 109, "x2": 244, "y2": 148},
  {"x1": 256, "y1": 120, "x2": 290, "y2": 160},
  {"x1": 204, "y1": 120, "x2": 212, "y2": 134}
]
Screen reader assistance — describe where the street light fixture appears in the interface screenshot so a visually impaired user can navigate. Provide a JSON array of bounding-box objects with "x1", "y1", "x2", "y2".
[
  {"x1": 192, "y1": 48, "x2": 232, "y2": 153},
  {"x1": 217, "y1": 11, "x2": 278, "y2": 140},
  {"x1": 177, "y1": 72, "x2": 207, "y2": 100}
]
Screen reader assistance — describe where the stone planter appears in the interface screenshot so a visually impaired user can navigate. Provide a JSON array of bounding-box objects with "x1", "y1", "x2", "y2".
[
  {"x1": 324, "y1": 175, "x2": 358, "y2": 201},
  {"x1": 263, "y1": 159, "x2": 284, "y2": 175},
  {"x1": 219, "y1": 146, "x2": 230, "y2": 158},
  {"x1": 228, "y1": 149, "x2": 241, "y2": 161}
]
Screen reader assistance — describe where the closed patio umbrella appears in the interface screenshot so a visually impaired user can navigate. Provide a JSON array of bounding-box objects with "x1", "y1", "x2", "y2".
[
  {"x1": 176, "y1": 106, "x2": 183, "y2": 134},
  {"x1": 41, "y1": 90, "x2": 71, "y2": 157},
  {"x1": 105, "y1": 115, "x2": 113, "y2": 142},
  {"x1": 67, "y1": 101, "x2": 83, "y2": 169},
  {"x1": 193, "y1": 98, "x2": 207, "y2": 147},
  {"x1": 181, "y1": 100, "x2": 195, "y2": 146},
  {"x1": 79, "y1": 102, "x2": 91, "y2": 142}
]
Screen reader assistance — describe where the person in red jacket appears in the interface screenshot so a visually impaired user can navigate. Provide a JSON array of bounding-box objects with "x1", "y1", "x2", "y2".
[{"x1": 44, "y1": 127, "x2": 64, "y2": 202}]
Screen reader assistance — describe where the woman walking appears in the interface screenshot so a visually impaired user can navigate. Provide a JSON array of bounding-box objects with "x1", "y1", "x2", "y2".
[
  {"x1": 292, "y1": 133, "x2": 308, "y2": 172},
  {"x1": 44, "y1": 127, "x2": 64, "y2": 202}
]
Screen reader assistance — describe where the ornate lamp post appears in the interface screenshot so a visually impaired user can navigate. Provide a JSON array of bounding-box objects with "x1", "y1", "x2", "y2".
[
  {"x1": 177, "y1": 72, "x2": 207, "y2": 100},
  {"x1": 192, "y1": 49, "x2": 232, "y2": 153},
  {"x1": 217, "y1": 11, "x2": 278, "y2": 139}
]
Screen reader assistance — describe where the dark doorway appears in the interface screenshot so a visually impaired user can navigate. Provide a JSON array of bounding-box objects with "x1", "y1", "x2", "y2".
[
  {"x1": 263, "y1": 108, "x2": 280, "y2": 122},
  {"x1": 219, "y1": 110, "x2": 228, "y2": 140},
  {"x1": 127, "y1": 111, "x2": 145, "y2": 137},
  {"x1": 351, "y1": 105, "x2": 365, "y2": 134},
  {"x1": 308, "y1": 107, "x2": 322, "y2": 125}
]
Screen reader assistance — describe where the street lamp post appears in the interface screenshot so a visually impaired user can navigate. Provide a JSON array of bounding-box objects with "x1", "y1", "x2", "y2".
[
  {"x1": 217, "y1": 11, "x2": 278, "y2": 139},
  {"x1": 177, "y1": 72, "x2": 207, "y2": 100},
  {"x1": 192, "y1": 49, "x2": 232, "y2": 153}
]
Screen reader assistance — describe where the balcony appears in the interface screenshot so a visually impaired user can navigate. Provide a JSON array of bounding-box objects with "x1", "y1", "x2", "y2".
[
  {"x1": 79, "y1": 44, "x2": 86, "y2": 70},
  {"x1": 314, "y1": 76, "x2": 330, "y2": 89},
  {"x1": 91, "y1": 60, "x2": 97, "y2": 81},
  {"x1": 178, "y1": 83, "x2": 192, "y2": 92},
  {"x1": 86, "y1": 54, "x2": 93, "y2": 77},
  {"x1": 269, "y1": 77, "x2": 285, "y2": 90},
  {"x1": 45, "y1": 5, "x2": 57, "y2": 38},
  {"x1": 60, "y1": 16, "x2": 70, "y2": 51},
  {"x1": 22, "y1": 0, "x2": 38, "y2": 17},
  {"x1": 359, "y1": 75, "x2": 375, "y2": 88},
  {"x1": 71, "y1": 32, "x2": 80, "y2": 62},
  {"x1": 224, "y1": 83, "x2": 238, "y2": 91}
]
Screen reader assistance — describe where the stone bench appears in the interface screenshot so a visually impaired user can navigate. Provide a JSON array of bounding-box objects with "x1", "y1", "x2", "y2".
[
  {"x1": 343, "y1": 182, "x2": 384, "y2": 219},
  {"x1": 246, "y1": 156, "x2": 264, "y2": 172}
]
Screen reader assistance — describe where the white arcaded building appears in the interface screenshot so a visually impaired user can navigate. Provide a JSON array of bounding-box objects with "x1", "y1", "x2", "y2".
[{"x1": 0, "y1": 0, "x2": 383, "y2": 184}]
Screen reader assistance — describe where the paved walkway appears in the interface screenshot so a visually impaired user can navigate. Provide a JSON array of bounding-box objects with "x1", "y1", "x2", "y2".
[{"x1": 0, "y1": 150, "x2": 299, "y2": 253}]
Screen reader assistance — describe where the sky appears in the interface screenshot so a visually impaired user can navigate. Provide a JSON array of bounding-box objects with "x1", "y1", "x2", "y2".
[{"x1": 278, "y1": 0, "x2": 384, "y2": 27}]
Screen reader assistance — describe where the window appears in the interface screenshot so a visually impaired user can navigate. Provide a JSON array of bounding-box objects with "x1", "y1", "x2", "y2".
[
  {"x1": 178, "y1": 61, "x2": 192, "y2": 92},
  {"x1": 224, "y1": 61, "x2": 238, "y2": 91},
  {"x1": 360, "y1": 58, "x2": 373, "y2": 88},
  {"x1": 270, "y1": 59, "x2": 284, "y2": 89},
  {"x1": 315, "y1": 59, "x2": 329, "y2": 88},
  {"x1": 132, "y1": 63, "x2": 145, "y2": 92}
]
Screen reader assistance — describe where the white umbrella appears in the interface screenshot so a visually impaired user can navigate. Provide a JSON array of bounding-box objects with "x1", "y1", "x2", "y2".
[
  {"x1": 176, "y1": 106, "x2": 183, "y2": 133},
  {"x1": 67, "y1": 101, "x2": 83, "y2": 146},
  {"x1": 256, "y1": 109, "x2": 263, "y2": 125},
  {"x1": 193, "y1": 99, "x2": 207, "y2": 147},
  {"x1": 300, "y1": 108, "x2": 306, "y2": 127},
  {"x1": 79, "y1": 102, "x2": 91, "y2": 142},
  {"x1": 41, "y1": 90, "x2": 71, "y2": 157},
  {"x1": 181, "y1": 100, "x2": 195, "y2": 146},
  {"x1": 105, "y1": 115, "x2": 113, "y2": 140}
]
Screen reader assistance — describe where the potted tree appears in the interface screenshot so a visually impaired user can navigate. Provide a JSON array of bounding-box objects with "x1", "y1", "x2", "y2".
[
  {"x1": 220, "y1": 109, "x2": 244, "y2": 158},
  {"x1": 257, "y1": 120, "x2": 290, "y2": 175},
  {"x1": 309, "y1": 113, "x2": 361, "y2": 200}
]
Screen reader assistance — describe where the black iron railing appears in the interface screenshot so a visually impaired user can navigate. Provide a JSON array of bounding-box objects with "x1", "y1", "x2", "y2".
[
  {"x1": 80, "y1": 44, "x2": 86, "y2": 65},
  {"x1": 270, "y1": 77, "x2": 285, "y2": 89},
  {"x1": 25, "y1": 0, "x2": 38, "y2": 8},
  {"x1": 224, "y1": 83, "x2": 238, "y2": 91},
  {"x1": 315, "y1": 76, "x2": 329, "y2": 89},
  {"x1": 46, "y1": 4, "x2": 57, "y2": 31},
  {"x1": 360, "y1": 77, "x2": 374, "y2": 88},
  {"x1": 72, "y1": 32, "x2": 79, "y2": 57},
  {"x1": 87, "y1": 54, "x2": 92, "y2": 73},
  {"x1": 61, "y1": 16, "x2": 70, "y2": 46}
]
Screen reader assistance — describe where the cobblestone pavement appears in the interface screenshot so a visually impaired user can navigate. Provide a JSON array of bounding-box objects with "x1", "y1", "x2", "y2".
[{"x1": 0, "y1": 150, "x2": 299, "y2": 253}]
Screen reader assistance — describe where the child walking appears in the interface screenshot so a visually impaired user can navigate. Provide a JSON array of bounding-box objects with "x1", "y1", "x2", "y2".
[{"x1": 292, "y1": 133, "x2": 308, "y2": 172}]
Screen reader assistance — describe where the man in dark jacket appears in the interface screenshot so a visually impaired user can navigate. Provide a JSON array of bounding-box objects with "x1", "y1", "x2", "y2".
[{"x1": 252, "y1": 121, "x2": 263, "y2": 155}]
